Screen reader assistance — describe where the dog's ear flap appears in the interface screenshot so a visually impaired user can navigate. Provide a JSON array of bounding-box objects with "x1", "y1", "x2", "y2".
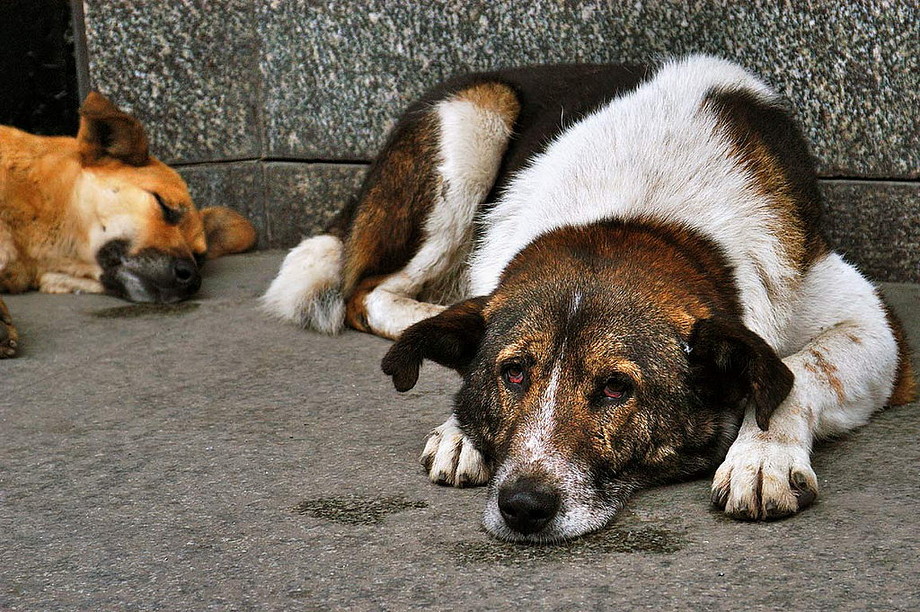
[
  {"x1": 200, "y1": 206, "x2": 257, "y2": 259},
  {"x1": 688, "y1": 317, "x2": 794, "y2": 430},
  {"x1": 381, "y1": 297, "x2": 489, "y2": 392},
  {"x1": 77, "y1": 92, "x2": 150, "y2": 166}
]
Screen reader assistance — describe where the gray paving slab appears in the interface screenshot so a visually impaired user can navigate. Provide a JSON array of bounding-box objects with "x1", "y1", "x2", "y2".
[{"x1": 1, "y1": 252, "x2": 918, "y2": 611}]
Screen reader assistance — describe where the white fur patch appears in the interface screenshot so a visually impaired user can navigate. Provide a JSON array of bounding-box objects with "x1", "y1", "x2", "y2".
[
  {"x1": 467, "y1": 55, "x2": 795, "y2": 346},
  {"x1": 261, "y1": 235, "x2": 345, "y2": 334},
  {"x1": 38, "y1": 272, "x2": 104, "y2": 295}
]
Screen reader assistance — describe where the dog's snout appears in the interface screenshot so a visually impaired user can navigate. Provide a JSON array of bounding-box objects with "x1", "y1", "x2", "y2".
[
  {"x1": 173, "y1": 258, "x2": 198, "y2": 285},
  {"x1": 498, "y1": 476, "x2": 561, "y2": 535}
]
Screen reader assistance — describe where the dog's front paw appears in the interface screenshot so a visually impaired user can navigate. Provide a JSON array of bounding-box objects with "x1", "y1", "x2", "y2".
[
  {"x1": 39, "y1": 273, "x2": 104, "y2": 295},
  {"x1": 711, "y1": 435, "x2": 818, "y2": 520},
  {"x1": 420, "y1": 415, "x2": 489, "y2": 487},
  {"x1": 0, "y1": 298, "x2": 18, "y2": 358}
]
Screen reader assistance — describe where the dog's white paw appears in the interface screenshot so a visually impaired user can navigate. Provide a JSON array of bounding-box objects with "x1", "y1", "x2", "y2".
[
  {"x1": 711, "y1": 434, "x2": 819, "y2": 520},
  {"x1": 420, "y1": 415, "x2": 489, "y2": 487}
]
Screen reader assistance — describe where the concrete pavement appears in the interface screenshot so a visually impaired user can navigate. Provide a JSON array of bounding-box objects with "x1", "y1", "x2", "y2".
[{"x1": 1, "y1": 251, "x2": 918, "y2": 610}]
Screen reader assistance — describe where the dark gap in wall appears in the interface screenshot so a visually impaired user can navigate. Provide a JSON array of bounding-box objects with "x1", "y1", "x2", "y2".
[
  {"x1": 0, "y1": 0, "x2": 80, "y2": 136},
  {"x1": 171, "y1": 157, "x2": 373, "y2": 169}
]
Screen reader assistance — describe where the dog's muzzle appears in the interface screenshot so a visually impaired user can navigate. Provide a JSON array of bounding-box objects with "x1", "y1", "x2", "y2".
[
  {"x1": 498, "y1": 475, "x2": 562, "y2": 535},
  {"x1": 98, "y1": 240, "x2": 202, "y2": 303}
]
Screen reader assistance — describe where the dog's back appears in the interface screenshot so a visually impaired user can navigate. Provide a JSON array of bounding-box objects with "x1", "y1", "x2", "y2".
[{"x1": 472, "y1": 56, "x2": 822, "y2": 352}]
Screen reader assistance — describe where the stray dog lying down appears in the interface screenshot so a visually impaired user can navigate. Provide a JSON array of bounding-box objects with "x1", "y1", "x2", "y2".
[
  {"x1": 0, "y1": 92, "x2": 256, "y2": 357},
  {"x1": 264, "y1": 55, "x2": 915, "y2": 542}
]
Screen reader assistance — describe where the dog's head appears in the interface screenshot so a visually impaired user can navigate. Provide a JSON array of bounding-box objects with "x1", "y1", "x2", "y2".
[
  {"x1": 75, "y1": 92, "x2": 256, "y2": 303},
  {"x1": 383, "y1": 222, "x2": 793, "y2": 542}
]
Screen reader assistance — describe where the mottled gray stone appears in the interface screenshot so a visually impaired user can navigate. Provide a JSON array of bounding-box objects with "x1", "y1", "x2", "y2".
[
  {"x1": 177, "y1": 162, "x2": 269, "y2": 250},
  {"x1": 82, "y1": 1, "x2": 918, "y2": 177},
  {"x1": 82, "y1": 0, "x2": 262, "y2": 164},
  {"x1": 821, "y1": 181, "x2": 920, "y2": 283},
  {"x1": 78, "y1": 2, "x2": 917, "y2": 278},
  {"x1": 260, "y1": 1, "x2": 918, "y2": 177},
  {"x1": 263, "y1": 162, "x2": 367, "y2": 248}
]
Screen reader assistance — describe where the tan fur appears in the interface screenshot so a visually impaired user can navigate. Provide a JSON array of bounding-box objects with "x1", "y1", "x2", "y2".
[
  {"x1": 0, "y1": 92, "x2": 257, "y2": 357},
  {"x1": 453, "y1": 82, "x2": 521, "y2": 131}
]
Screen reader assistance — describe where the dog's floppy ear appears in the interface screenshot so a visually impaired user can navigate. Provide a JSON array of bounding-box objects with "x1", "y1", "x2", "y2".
[
  {"x1": 381, "y1": 297, "x2": 489, "y2": 392},
  {"x1": 688, "y1": 317, "x2": 793, "y2": 430},
  {"x1": 200, "y1": 206, "x2": 257, "y2": 259},
  {"x1": 77, "y1": 92, "x2": 150, "y2": 166}
]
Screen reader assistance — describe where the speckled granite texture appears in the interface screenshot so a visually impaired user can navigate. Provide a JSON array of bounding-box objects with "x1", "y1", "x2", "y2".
[
  {"x1": 821, "y1": 181, "x2": 920, "y2": 283},
  {"x1": 262, "y1": 162, "x2": 366, "y2": 248},
  {"x1": 82, "y1": 0, "x2": 262, "y2": 163},
  {"x1": 178, "y1": 162, "x2": 268, "y2": 248},
  {"x1": 80, "y1": 1, "x2": 918, "y2": 280},
  {"x1": 84, "y1": 0, "x2": 917, "y2": 177}
]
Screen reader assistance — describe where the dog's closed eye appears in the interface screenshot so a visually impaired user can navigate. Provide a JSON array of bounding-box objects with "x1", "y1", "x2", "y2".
[{"x1": 153, "y1": 192, "x2": 183, "y2": 226}]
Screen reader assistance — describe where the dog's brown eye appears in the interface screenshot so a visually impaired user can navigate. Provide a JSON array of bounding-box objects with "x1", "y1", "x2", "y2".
[
  {"x1": 502, "y1": 364, "x2": 526, "y2": 388},
  {"x1": 601, "y1": 375, "x2": 632, "y2": 403}
]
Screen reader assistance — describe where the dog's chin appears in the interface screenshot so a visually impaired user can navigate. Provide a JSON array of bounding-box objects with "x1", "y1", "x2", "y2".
[{"x1": 103, "y1": 268, "x2": 196, "y2": 304}]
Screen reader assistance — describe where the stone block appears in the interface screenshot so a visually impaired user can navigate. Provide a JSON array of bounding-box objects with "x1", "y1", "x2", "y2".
[
  {"x1": 260, "y1": 1, "x2": 918, "y2": 177},
  {"x1": 821, "y1": 181, "x2": 920, "y2": 283},
  {"x1": 262, "y1": 162, "x2": 367, "y2": 248},
  {"x1": 178, "y1": 162, "x2": 269, "y2": 250},
  {"x1": 82, "y1": 0, "x2": 262, "y2": 164},
  {"x1": 82, "y1": 2, "x2": 917, "y2": 177}
]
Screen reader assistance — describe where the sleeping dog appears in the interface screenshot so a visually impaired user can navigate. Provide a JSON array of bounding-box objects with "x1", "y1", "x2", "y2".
[
  {"x1": 0, "y1": 92, "x2": 256, "y2": 357},
  {"x1": 264, "y1": 55, "x2": 915, "y2": 542}
]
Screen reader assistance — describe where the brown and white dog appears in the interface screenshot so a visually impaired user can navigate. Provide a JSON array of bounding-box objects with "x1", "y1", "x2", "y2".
[
  {"x1": 0, "y1": 92, "x2": 256, "y2": 357},
  {"x1": 264, "y1": 56, "x2": 915, "y2": 542}
]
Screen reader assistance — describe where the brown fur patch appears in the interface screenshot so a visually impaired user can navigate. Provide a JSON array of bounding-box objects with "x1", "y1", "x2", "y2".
[
  {"x1": 201, "y1": 206, "x2": 257, "y2": 258},
  {"x1": 704, "y1": 89, "x2": 827, "y2": 274},
  {"x1": 0, "y1": 295, "x2": 18, "y2": 357},
  {"x1": 882, "y1": 301, "x2": 917, "y2": 406},
  {"x1": 341, "y1": 80, "x2": 521, "y2": 328},
  {"x1": 342, "y1": 111, "x2": 440, "y2": 296},
  {"x1": 805, "y1": 348, "x2": 846, "y2": 405}
]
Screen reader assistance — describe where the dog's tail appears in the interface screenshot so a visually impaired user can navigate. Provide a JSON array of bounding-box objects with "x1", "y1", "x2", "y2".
[
  {"x1": 262, "y1": 190, "x2": 363, "y2": 334},
  {"x1": 261, "y1": 233, "x2": 346, "y2": 334}
]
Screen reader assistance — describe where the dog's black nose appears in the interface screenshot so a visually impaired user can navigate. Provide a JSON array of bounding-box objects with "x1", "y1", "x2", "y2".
[
  {"x1": 173, "y1": 258, "x2": 198, "y2": 286},
  {"x1": 498, "y1": 476, "x2": 560, "y2": 534}
]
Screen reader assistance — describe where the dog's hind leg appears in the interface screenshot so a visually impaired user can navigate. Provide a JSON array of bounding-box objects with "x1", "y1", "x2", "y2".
[
  {"x1": 349, "y1": 82, "x2": 520, "y2": 339},
  {"x1": 263, "y1": 80, "x2": 519, "y2": 339},
  {"x1": 711, "y1": 252, "x2": 914, "y2": 520}
]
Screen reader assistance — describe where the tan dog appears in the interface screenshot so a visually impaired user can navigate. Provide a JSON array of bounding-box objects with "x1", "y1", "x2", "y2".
[{"x1": 0, "y1": 92, "x2": 256, "y2": 357}]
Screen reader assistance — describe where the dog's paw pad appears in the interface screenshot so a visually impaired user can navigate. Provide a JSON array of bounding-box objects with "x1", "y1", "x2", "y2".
[
  {"x1": 711, "y1": 438, "x2": 818, "y2": 521},
  {"x1": 420, "y1": 416, "x2": 489, "y2": 488}
]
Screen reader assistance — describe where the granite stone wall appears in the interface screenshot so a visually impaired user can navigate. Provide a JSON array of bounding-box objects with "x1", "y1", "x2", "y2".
[{"x1": 78, "y1": 1, "x2": 918, "y2": 281}]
